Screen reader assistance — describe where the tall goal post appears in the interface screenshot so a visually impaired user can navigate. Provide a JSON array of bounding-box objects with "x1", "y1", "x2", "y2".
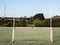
[
  {"x1": 50, "y1": 17, "x2": 53, "y2": 43},
  {"x1": 4, "y1": 0, "x2": 6, "y2": 17},
  {"x1": 12, "y1": 17, "x2": 15, "y2": 42}
]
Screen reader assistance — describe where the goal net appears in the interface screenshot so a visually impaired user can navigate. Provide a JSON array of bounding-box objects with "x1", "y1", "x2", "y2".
[{"x1": 14, "y1": 27, "x2": 51, "y2": 43}]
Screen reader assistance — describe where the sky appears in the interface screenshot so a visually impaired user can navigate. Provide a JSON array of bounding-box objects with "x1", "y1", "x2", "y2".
[{"x1": 0, "y1": 0, "x2": 60, "y2": 18}]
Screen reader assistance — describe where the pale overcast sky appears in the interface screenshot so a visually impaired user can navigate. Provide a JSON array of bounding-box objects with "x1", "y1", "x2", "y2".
[{"x1": 0, "y1": 0, "x2": 60, "y2": 18}]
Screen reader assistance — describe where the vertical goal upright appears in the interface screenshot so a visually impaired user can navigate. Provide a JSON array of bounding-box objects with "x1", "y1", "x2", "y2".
[
  {"x1": 50, "y1": 17, "x2": 53, "y2": 43},
  {"x1": 4, "y1": 0, "x2": 6, "y2": 17},
  {"x1": 12, "y1": 17, "x2": 15, "y2": 42}
]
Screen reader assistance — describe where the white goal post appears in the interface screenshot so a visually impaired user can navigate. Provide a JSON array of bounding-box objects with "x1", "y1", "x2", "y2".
[
  {"x1": 12, "y1": 17, "x2": 15, "y2": 42},
  {"x1": 50, "y1": 27, "x2": 53, "y2": 43},
  {"x1": 50, "y1": 17, "x2": 53, "y2": 43}
]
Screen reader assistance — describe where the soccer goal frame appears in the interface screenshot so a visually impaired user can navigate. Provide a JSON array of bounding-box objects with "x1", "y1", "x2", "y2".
[{"x1": 3, "y1": 0, "x2": 53, "y2": 43}]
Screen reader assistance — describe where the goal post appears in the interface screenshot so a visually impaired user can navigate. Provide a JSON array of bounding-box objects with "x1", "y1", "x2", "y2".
[
  {"x1": 12, "y1": 17, "x2": 15, "y2": 42},
  {"x1": 50, "y1": 17, "x2": 53, "y2": 43},
  {"x1": 4, "y1": 0, "x2": 6, "y2": 17},
  {"x1": 50, "y1": 27, "x2": 53, "y2": 43}
]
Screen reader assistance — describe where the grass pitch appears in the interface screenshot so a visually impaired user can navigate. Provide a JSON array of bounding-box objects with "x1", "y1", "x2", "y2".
[
  {"x1": 0, "y1": 27, "x2": 12, "y2": 41},
  {"x1": 0, "y1": 27, "x2": 60, "y2": 45},
  {"x1": 53, "y1": 27, "x2": 60, "y2": 43}
]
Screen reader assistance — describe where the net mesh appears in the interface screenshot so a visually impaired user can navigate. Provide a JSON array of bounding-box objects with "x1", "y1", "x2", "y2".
[{"x1": 14, "y1": 27, "x2": 51, "y2": 43}]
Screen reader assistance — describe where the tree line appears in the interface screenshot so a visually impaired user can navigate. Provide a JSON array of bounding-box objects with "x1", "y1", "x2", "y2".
[{"x1": 0, "y1": 13, "x2": 60, "y2": 27}]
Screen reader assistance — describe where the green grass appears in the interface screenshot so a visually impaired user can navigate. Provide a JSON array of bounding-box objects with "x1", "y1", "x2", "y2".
[
  {"x1": 0, "y1": 42, "x2": 60, "y2": 45},
  {"x1": 0, "y1": 27, "x2": 60, "y2": 45},
  {"x1": 0, "y1": 27, "x2": 12, "y2": 41},
  {"x1": 53, "y1": 27, "x2": 60, "y2": 43}
]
